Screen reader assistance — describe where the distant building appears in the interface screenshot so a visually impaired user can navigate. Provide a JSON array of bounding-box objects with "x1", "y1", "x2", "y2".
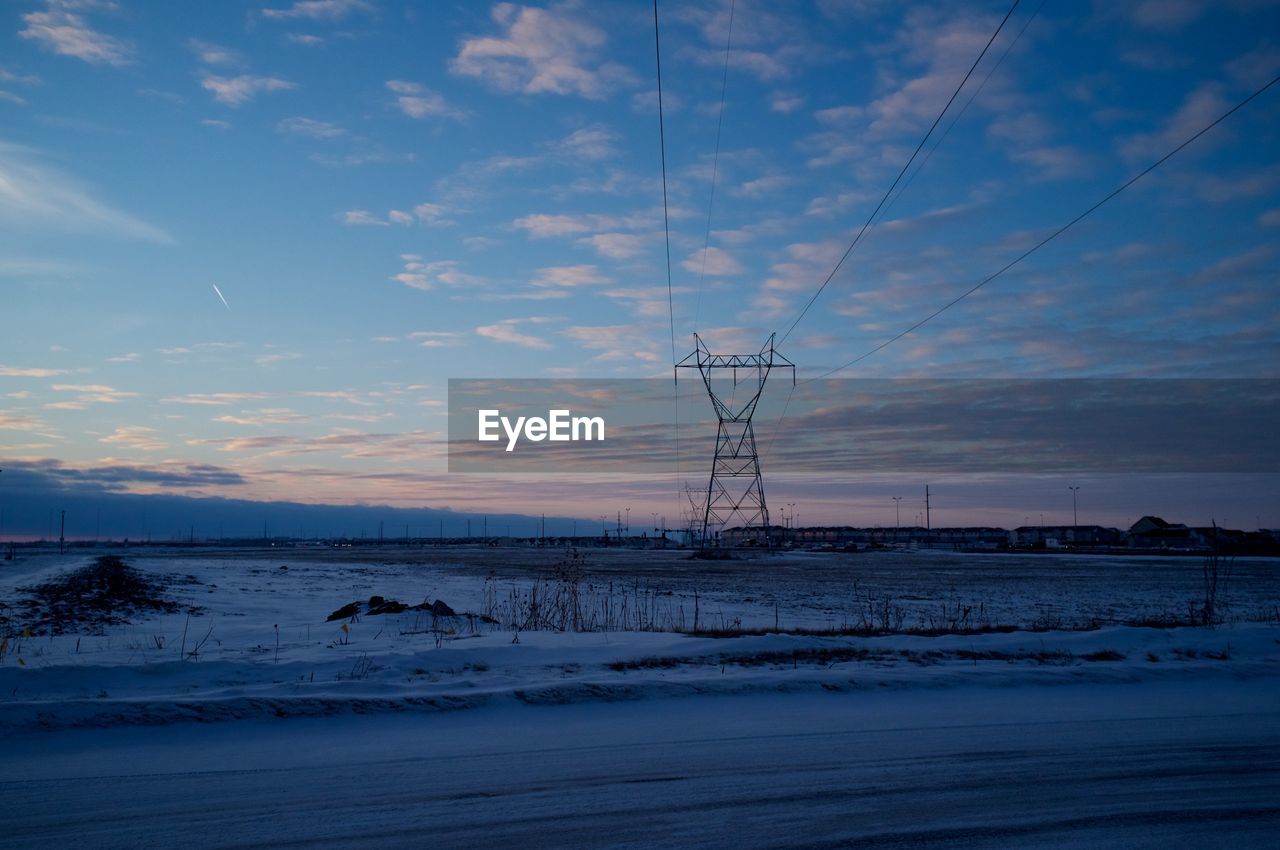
[
  {"x1": 1013, "y1": 525, "x2": 1121, "y2": 548},
  {"x1": 1126, "y1": 516, "x2": 1195, "y2": 549}
]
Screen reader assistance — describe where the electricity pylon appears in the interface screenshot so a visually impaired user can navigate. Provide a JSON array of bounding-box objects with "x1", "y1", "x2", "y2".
[{"x1": 676, "y1": 333, "x2": 794, "y2": 548}]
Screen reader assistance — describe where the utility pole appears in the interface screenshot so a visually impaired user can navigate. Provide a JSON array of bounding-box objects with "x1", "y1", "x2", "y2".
[
  {"x1": 925, "y1": 485, "x2": 931, "y2": 533},
  {"x1": 1068, "y1": 485, "x2": 1080, "y2": 543},
  {"x1": 892, "y1": 496, "x2": 902, "y2": 529},
  {"x1": 59, "y1": 509, "x2": 66, "y2": 554}
]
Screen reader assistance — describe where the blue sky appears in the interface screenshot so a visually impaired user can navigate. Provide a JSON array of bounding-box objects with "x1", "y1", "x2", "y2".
[{"x1": 1, "y1": 0, "x2": 1278, "y2": 532}]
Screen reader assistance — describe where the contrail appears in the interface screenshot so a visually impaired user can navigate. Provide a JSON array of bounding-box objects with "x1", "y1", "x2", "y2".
[{"x1": 212, "y1": 283, "x2": 231, "y2": 311}]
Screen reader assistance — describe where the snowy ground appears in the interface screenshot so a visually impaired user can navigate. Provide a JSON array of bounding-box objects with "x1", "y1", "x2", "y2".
[{"x1": 1, "y1": 546, "x2": 1277, "y2": 847}]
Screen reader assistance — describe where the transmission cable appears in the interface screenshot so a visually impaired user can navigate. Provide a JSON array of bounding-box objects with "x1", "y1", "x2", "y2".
[
  {"x1": 691, "y1": 0, "x2": 736, "y2": 337},
  {"x1": 806, "y1": 70, "x2": 1280, "y2": 383},
  {"x1": 652, "y1": 0, "x2": 683, "y2": 523},
  {"x1": 878, "y1": 0, "x2": 1046, "y2": 227},
  {"x1": 778, "y1": 0, "x2": 1021, "y2": 346}
]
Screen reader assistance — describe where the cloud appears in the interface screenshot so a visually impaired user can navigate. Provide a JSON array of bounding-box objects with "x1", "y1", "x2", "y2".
[
  {"x1": 0, "y1": 413, "x2": 47, "y2": 431},
  {"x1": 412, "y1": 202, "x2": 446, "y2": 223},
  {"x1": 475, "y1": 316, "x2": 554, "y2": 349},
  {"x1": 100, "y1": 426, "x2": 167, "y2": 451},
  {"x1": 385, "y1": 79, "x2": 465, "y2": 120},
  {"x1": 1129, "y1": 0, "x2": 1206, "y2": 31},
  {"x1": 276, "y1": 116, "x2": 345, "y2": 138},
  {"x1": 513, "y1": 213, "x2": 592, "y2": 237},
  {"x1": 732, "y1": 174, "x2": 790, "y2": 198},
  {"x1": 555, "y1": 126, "x2": 618, "y2": 160},
  {"x1": 450, "y1": 3, "x2": 635, "y2": 99},
  {"x1": 681, "y1": 246, "x2": 744, "y2": 276},
  {"x1": 255, "y1": 351, "x2": 302, "y2": 365},
  {"x1": 50, "y1": 382, "x2": 139, "y2": 405},
  {"x1": 106, "y1": 351, "x2": 140, "y2": 363},
  {"x1": 201, "y1": 74, "x2": 296, "y2": 106},
  {"x1": 1120, "y1": 83, "x2": 1231, "y2": 162},
  {"x1": 770, "y1": 93, "x2": 805, "y2": 113},
  {"x1": 391, "y1": 255, "x2": 482, "y2": 290},
  {"x1": 260, "y1": 0, "x2": 372, "y2": 21},
  {"x1": 212, "y1": 408, "x2": 307, "y2": 426},
  {"x1": 0, "y1": 141, "x2": 171, "y2": 242},
  {"x1": 19, "y1": 1, "x2": 133, "y2": 66},
  {"x1": 532, "y1": 264, "x2": 608, "y2": 287},
  {"x1": 342, "y1": 209, "x2": 386, "y2": 226},
  {"x1": 201, "y1": 118, "x2": 231, "y2": 129},
  {"x1": 188, "y1": 38, "x2": 241, "y2": 67},
  {"x1": 352, "y1": 203, "x2": 451, "y2": 227},
  {"x1": 562, "y1": 323, "x2": 661, "y2": 362},
  {"x1": 0, "y1": 365, "x2": 68, "y2": 377},
  {"x1": 409, "y1": 331, "x2": 465, "y2": 349},
  {"x1": 577, "y1": 232, "x2": 650, "y2": 259},
  {"x1": 1008, "y1": 145, "x2": 1091, "y2": 181},
  {"x1": 160, "y1": 392, "x2": 272, "y2": 406},
  {"x1": 512, "y1": 210, "x2": 657, "y2": 238}
]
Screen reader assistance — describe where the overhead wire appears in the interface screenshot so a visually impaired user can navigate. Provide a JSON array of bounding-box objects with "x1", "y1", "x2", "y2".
[
  {"x1": 691, "y1": 0, "x2": 737, "y2": 337},
  {"x1": 777, "y1": 0, "x2": 1022, "y2": 346},
  {"x1": 652, "y1": 0, "x2": 682, "y2": 521},
  {"x1": 765, "y1": 0, "x2": 1027, "y2": 457},
  {"x1": 877, "y1": 0, "x2": 1047, "y2": 226},
  {"x1": 804, "y1": 70, "x2": 1280, "y2": 384}
]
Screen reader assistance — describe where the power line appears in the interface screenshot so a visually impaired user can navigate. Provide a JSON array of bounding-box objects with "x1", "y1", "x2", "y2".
[
  {"x1": 878, "y1": 0, "x2": 1046, "y2": 226},
  {"x1": 653, "y1": 0, "x2": 676, "y2": 369},
  {"x1": 653, "y1": 0, "x2": 683, "y2": 520},
  {"x1": 779, "y1": 0, "x2": 1021, "y2": 346},
  {"x1": 807, "y1": 70, "x2": 1280, "y2": 383},
  {"x1": 691, "y1": 0, "x2": 736, "y2": 337}
]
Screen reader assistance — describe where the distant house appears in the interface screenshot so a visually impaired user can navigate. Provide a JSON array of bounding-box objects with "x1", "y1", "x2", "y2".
[
  {"x1": 1013, "y1": 525, "x2": 1120, "y2": 548},
  {"x1": 1127, "y1": 516, "x2": 1195, "y2": 549}
]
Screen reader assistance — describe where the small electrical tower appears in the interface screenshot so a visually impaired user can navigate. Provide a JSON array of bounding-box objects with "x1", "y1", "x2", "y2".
[{"x1": 676, "y1": 333, "x2": 794, "y2": 548}]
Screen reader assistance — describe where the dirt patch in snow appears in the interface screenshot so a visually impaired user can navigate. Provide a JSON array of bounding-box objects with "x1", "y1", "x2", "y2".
[{"x1": 3, "y1": 556, "x2": 196, "y2": 636}]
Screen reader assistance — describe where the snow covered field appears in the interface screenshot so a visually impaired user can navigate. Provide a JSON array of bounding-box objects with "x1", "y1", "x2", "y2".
[{"x1": 1, "y1": 546, "x2": 1277, "y2": 847}]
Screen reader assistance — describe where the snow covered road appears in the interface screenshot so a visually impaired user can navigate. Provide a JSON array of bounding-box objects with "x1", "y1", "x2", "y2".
[{"x1": 3, "y1": 680, "x2": 1277, "y2": 849}]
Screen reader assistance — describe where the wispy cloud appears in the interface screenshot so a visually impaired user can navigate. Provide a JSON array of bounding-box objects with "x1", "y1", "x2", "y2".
[
  {"x1": 0, "y1": 141, "x2": 171, "y2": 242},
  {"x1": 100, "y1": 425, "x2": 167, "y2": 451},
  {"x1": 19, "y1": 1, "x2": 133, "y2": 67},
  {"x1": 391, "y1": 255, "x2": 482, "y2": 290},
  {"x1": 450, "y1": 3, "x2": 636, "y2": 99},
  {"x1": 341, "y1": 203, "x2": 450, "y2": 227},
  {"x1": 681, "y1": 246, "x2": 744, "y2": 276},
  {"x1": 532, "y1": 264, "x2": 608, "y2": 288},
  {"x1": 160, "y1": 392, "x2": 272, "y2": 406},
  {"x1": 255, "y1": 352, "x2": 302, "y2": 365},
  {"x1": 0, "y1": 365, "x2": 68, "y2": 377},
  {"x1": 0, "y1": 413, "x2": 48, "y2": 431},
  {"x1": 276, "y1": 116, "x2": 345, "y2": 138},
  {"x1": 201, "y1": 74, "x2": 296, "y2": 106},
  {"x1": 385, "y1": 80, "x2": 464, "y2": 120},
  {"x1": 475, "y1": 316, "x2": 555, "y2": 349},
  {"x1": 188, "y1": 38, "x2": 242, "y2": 67},
  {"x1": 261, "y1": 0, "x2": 372, "y2": 21}
]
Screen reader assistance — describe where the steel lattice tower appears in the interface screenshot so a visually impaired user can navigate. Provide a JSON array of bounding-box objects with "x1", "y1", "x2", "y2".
[{"x1": 676, "y1": 333, "x2": 794, "y2": 548}]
